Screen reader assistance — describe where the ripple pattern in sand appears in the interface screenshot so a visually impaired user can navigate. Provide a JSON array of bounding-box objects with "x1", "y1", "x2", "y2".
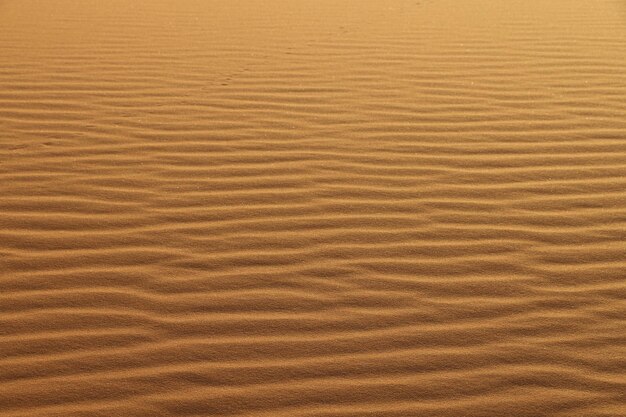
[{"x1": 1, "y1": 1, "x2": 625, "y2": 416}]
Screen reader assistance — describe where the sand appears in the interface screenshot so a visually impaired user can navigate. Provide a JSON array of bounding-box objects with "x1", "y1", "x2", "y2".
[{"x1": 1, "y1": 0, "x2": 625, "y2": 416}]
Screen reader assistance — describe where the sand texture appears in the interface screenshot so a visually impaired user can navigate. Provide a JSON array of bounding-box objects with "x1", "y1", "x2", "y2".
[{"x1": 1, "y1": 1, "x2": 626, "y2": 416}]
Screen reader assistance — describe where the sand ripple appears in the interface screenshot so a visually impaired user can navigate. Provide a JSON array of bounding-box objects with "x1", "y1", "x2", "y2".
[{"x1": 1, "y1": 1, "x2": 625, "y2": 416}]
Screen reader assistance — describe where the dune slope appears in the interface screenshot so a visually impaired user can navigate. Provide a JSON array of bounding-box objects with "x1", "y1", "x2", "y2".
[{"x1": 1, "y1": 1, "x2": 625, "y2": 416}]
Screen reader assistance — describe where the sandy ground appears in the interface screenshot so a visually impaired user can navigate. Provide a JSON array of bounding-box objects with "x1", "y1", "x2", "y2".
[{"x1": 1, "y1": 1, "x2": 625, "y2": 416}]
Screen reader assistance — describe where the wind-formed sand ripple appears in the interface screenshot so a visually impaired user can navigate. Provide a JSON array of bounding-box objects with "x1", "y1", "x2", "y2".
[{"x1": 1, "y1": 1, "x2": 625, "y2": 416}]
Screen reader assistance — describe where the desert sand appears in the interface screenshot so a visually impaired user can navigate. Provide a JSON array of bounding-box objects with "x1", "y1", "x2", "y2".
[{"x1": 1, "y1": 0, "x2": 625, "y2": 416}]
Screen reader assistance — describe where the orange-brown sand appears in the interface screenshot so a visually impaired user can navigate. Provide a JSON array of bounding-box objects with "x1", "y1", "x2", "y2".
[{"x1": 1, "y1": 1, "x2": 625, "y2": 416}]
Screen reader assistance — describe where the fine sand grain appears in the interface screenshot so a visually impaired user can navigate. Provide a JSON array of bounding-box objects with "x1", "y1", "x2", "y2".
[{"x1": 1, "y1": 1, "x2": 625, "y2": 416}]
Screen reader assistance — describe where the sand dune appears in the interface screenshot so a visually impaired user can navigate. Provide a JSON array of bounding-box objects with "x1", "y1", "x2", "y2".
[{"x1": 1, "y1": 0, "x2": 625, "y2": 416}]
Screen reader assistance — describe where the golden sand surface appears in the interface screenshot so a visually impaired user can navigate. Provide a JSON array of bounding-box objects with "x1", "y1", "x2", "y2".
[{"x1": 1, "y1": 1, "x2": 625, "y2": 416}]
